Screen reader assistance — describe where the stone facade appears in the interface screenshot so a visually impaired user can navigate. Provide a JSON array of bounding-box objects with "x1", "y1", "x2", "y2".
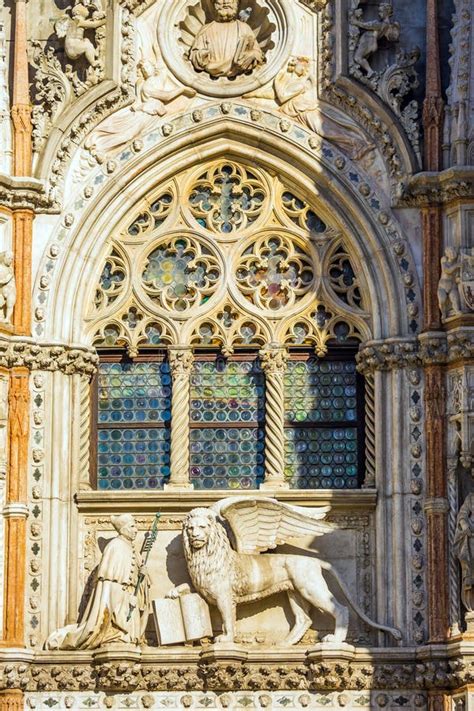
[{"x1": 0, "y1": 0, "x2": 472, "y2": 709}]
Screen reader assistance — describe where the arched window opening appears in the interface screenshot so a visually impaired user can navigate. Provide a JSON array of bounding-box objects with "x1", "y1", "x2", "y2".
[{"x1": 88, "y1": 160, "x2": 371, "y2": 491}]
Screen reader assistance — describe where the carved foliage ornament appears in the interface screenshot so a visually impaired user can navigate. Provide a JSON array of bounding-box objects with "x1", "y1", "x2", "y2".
[{"x1": 88, "y1": 160, "x2": 370, "y2": 354}]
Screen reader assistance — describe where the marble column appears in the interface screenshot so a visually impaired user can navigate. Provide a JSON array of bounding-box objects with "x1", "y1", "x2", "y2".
[
  {"x1": 259, "y1": 345, "x2": 289, "y2": 490},
  {"x1": 166, "y1": 347, "x2": 194, "y2": 490}
]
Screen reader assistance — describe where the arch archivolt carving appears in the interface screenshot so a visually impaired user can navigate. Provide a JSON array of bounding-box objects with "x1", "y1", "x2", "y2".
[
  {"x1": 84, "y1": 158, "x2": 373, "y2": 356},
  {"x1": 32, "y1": 127, "x2": 420, "y2": 345}
]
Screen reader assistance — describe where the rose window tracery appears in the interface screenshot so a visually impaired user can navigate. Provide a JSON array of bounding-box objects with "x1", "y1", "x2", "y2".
[
  {"x1": 142, "y1": 236, "x2": 221, "y2": 312},
  {"x1": 236, "y1": 233, "x2": 315, "y2": 311},
  {"x1": 189, "y1": 163, "x2": 266, "y2": 234}
]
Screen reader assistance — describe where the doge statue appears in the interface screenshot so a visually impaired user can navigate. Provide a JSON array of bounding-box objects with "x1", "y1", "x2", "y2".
[{"x1": 169, "y1": 497, "x2": 402, "y2": 645}]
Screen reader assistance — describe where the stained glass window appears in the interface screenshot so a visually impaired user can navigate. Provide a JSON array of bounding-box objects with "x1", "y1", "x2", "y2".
[
  {"x1": 284, "y1": 353, "x2": 363, "y2": 489},
  {"x1": 189, "y1": 356, "x2": 265, "y2": 490},
  {"x1": 95, "y1": 358, "x2": 171, "y2": 490}
]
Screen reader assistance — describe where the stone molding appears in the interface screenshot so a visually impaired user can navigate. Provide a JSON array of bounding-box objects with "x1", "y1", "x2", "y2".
[
  {"x1": 356, "y1": 338, "x2": 419, "y2": 374},
  {"x1": 0, "y1": 338, "x2": 98, "y2": 376},
  {"x1": 2, "y1": 503, "x2": 29, "y2": 519},
  {"x1": 0, "y1": 174, "x2": 55, "y2": 213},
  {"x1": 357, "y1": 331, "x2": 474, "y2": 373},
  {"x1": 397, "y1": 167, "x2": 474, "y2": 207},
  {"x1": 0, "y1": 644, "x2": 473, "y2": 693}
]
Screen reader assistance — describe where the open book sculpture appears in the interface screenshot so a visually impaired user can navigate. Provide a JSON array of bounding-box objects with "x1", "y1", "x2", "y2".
[{"x1": 169, "y1": 497, "x2": 402, "y2": 645}]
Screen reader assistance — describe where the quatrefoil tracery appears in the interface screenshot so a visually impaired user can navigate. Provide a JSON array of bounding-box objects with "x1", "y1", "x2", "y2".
[{"x1": 88, "y1": 160, "x2": 371, "y2": 353}]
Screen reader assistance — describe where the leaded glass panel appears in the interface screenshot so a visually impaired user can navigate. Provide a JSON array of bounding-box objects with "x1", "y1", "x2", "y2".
[
  {"x1": 189, "y1": 358, "x2": 265, "y2": 489},
  {"x1": 96, "y1": 360, "x2": 171, "y2": 490},
  {"x1": 284, "y1": 357, "x2": 362, "y2": 488}
]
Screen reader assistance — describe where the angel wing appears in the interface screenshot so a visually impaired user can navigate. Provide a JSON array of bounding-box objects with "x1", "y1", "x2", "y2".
[
  {"x1": 212, "y1": 497, "x2": 332, "y2": 554},
  {"x1": 55, "y1": 16, "x2": 72, "y2": 39}
]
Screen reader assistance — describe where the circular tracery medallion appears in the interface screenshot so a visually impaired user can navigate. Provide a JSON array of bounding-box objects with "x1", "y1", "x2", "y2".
[{"x1": 158, "y1": 0, "x2": 293, "y2": 98}]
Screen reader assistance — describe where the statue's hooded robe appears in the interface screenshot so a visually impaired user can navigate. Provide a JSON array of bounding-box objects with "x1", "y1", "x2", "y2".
[{"x1": 45, "y1": 535, "x2": 149, "y2": 650}]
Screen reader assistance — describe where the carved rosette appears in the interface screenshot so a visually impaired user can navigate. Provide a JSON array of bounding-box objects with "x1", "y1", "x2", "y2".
[
  {"x1": 259, "y1": 345, "x2": 288, "y2": 489},
  {"x1": 167, "y1": 348, "x2": 195, "y2": 489}
]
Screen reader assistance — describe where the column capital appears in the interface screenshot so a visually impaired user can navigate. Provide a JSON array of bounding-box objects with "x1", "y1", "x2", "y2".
[
  {"x1": 168, "y1": 347, "x2": 194, "y2": 377},
  {"x1": 259, "y1": 344, "x2": 288, "y2": 374}
]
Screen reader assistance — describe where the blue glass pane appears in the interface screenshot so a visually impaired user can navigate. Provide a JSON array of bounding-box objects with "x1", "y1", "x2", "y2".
[
  {"x1": 190, "y1": 428, "x2": 264, "y2": 490},
  {"x1": 98, "y1": 361, "x2": 171, "y2": 424},
  {"x1": 97, "y1": 428, "x2": 170, "y2": 490},
  {"x1": 284, "y1": 360, "x2": 357, "y2": 423},
  {"x1": 190, "y1": 360, "x2": 264, "y2": 424},
  {"x1": 284, "y1": 359, "x2": 360, "y2": 489},
  {"x1": 190, "y1": 359, "x2": 265, "y2": 489},
  {"x1": 284, "y1": 428, "x2": 358, "y2": 489},
  {"x1": 97, "y1": 361, "x2": 171, "y2": 490}
]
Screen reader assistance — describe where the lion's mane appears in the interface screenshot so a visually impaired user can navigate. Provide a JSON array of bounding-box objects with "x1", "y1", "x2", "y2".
[{"x1": 182, "y1": 509, "x2": 238, "y2": 597}]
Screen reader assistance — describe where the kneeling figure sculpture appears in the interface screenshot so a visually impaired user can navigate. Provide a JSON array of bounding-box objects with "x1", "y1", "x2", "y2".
[{"x1": 170, "y1": 497, "x2": 402, "y2": 645}]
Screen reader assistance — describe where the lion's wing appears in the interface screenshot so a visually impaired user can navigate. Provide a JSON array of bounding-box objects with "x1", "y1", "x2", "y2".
[{"x1": 212, "y1": 497, "x2": 331, "y2": 554}]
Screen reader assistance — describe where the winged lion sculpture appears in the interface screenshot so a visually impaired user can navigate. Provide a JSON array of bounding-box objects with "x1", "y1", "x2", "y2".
[{"x1": 168, "y1": 497, "x2": 401, "y2": 645}]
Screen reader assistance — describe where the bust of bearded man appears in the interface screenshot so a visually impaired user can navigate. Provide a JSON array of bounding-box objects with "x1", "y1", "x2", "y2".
[{"x1": 190, "y1": 0, "x2": 264, "y2": 78}]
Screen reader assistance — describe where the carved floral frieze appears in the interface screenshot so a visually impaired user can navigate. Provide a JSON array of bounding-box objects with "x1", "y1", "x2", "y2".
[
  {"x1": 1, "y1": 652, "x2": 473, "y2": 693},
  {"x1": 0, "y1": 339, "x2": 98, "y2": 376}
]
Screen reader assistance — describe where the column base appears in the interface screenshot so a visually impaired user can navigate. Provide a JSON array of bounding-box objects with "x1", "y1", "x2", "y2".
[
  {"x1": 259, "y1": 481, "x2": 290, "y2": 491},
  {"x1": 164, "y1": 482, "x2": 194, "y2": 491}
]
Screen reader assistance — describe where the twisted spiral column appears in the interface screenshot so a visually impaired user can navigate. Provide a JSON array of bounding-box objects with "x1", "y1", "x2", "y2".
[
  {"x1": 260, "y1": 346, "x2": 289, "y2": 490},
  {"x1": 447, "y1": 462, "x2": 460, "y2": 635},
  {"x1": 166, "y1": 348, "x2": 194, "y2": 490},
  {"x1": 363, "y1": 374, "x2": 376, "y2": 487}
]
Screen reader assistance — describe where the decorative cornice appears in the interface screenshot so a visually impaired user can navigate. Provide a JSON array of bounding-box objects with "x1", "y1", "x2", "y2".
[
  {"x1": 356, "y1": 338, "x2": 420, "y2": 374},
  {"x1": 1, "y1": 645, "x2": 474, "y2": 693},
  {"x1": 357, "y1": 330, "x2": 474, "y2": 373},
  {"x1": 397, "y1": 167, "x2": 474, "y2": 207},
  {"x1": 0, "y1": 174, "x2": 58, "y2": 212},
  {"x1": 0, "y1": 337, "x2": 98, "y2": 376}
]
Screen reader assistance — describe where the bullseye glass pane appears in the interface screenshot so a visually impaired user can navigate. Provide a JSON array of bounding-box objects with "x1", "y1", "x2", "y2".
[
  {"x1": 97, "y1": 360, "x2": 171, "y2": 489},
  {"x1": 284, "y1": 358, "x2": 360, "y2": 488},
  {"x1": 190, "y1": 358, "x2": 265, "y2": 488},
  {"x1": 284, "y1": 427, "x2": 358, "y2": 489},
  {"x1": 190, "y1": 427, "x2": 265, "y2": 490},
  {"x1": 98, "y1": 361, "x2": 171, "y2": 424},
  {"x1": 190, "y1": 359, "x2": 264, "y2": 424}
]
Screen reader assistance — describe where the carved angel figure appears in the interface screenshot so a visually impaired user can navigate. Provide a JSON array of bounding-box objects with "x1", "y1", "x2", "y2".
[
  {"x1": 350, "y1": 3, "x2": 400, "y2": 78},
  {"x1": 0, "y1": 251, "x2": 15, "y2": 324},
  {"x1": 438, "y1": 247, "x2": 462, "y2": 320},
  {"x1": 55, "y1": 2, "x2": 106, "y2": 68},
  {"x1": 133, "y1": 59, "x2": 196, "y2": 116},
  {"x1": 246, "y1": 57, "x2": 374, "y2": 161},
  {"x1": 169, "y1": 497, "x2": 402, "y2": 645},
  {"x1": 181, "y1": 0, "x2": 273, "y2": 79},
  {"x1": 45, "y1": 514, "x2": 150, "y2": 650}
]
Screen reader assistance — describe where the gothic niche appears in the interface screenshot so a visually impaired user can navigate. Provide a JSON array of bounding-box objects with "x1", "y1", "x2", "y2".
[{"x1": 179, "y1": 0, "x2": 275, "y2": 80}]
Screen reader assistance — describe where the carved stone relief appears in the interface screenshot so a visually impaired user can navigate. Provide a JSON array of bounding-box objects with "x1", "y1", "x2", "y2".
[
  {"x1": 54, "y1": 1, "x2": 106, "y2": 94},
  {"x1": 455, "y1": 493, "x2": 474, "y2": 615},
  {"x1": 158, "y1": 0, "x2": 292, "y2": 98},
  {"x1": 438, "y1": 247, "x2": 474, "y2": 321},
  {"x1": 348, "y1": 1, "x2": 420, "y2": 159},
  {"x1": 0, "y1": 251, "x2": 16, "y2": 324}
]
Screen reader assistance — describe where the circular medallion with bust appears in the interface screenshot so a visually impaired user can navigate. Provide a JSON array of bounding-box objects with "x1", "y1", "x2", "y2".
[{"x1": 183, "y1": 0, "x2": 273, "y2": 79}]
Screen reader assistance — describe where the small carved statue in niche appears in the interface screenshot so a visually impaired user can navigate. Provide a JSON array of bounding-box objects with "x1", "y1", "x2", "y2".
[
  {"x1": 133, "y1": 59, "x2": 197, "y2": 116},
  {"x1": 170, "y1": 497, "x2": 402, "y2": 645},
  {"x1": 45, "y1": 514, "x2": 150, "y2": 650},
  {"x1": 189, "y1": 0, "x2": 264, "y2": 78},
  {"x1": 438, "y1": 247, "x2": 462, "y2": 320},
  {"x1": 55, "y1": 2, "x2": 106, "y2": 68},
  {"x1": 0, "y1": 251, "x2": 16, "y2": 324},
  {"x1": 350, "y1": 3, "x2": 400, "y2": 78},
  {"x1": 455, "y1": 492, "x2": 474, "y2": 613},
  {"x1": 246, "y1": 57, "x2": 374, "y2": 161}
]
